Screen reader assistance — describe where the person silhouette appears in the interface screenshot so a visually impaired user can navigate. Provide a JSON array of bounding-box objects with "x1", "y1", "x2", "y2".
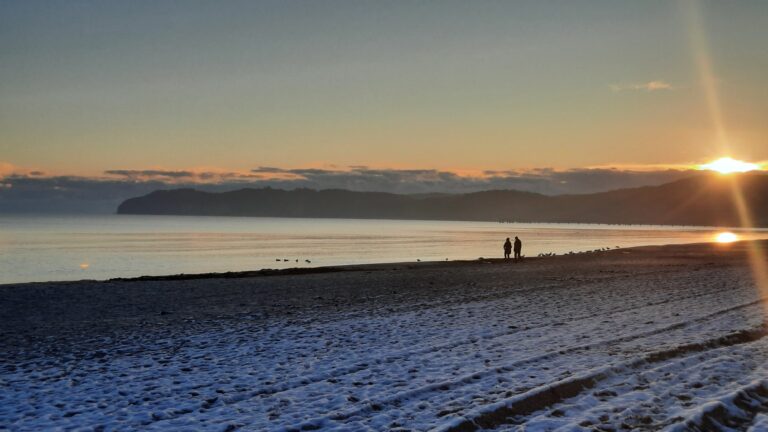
[
  {"x1": 503, "y1": 237, "x2": 512, "y2": 259},
  {"x1": 514, "y1": 236, "x2": 522, "y2": 261}
]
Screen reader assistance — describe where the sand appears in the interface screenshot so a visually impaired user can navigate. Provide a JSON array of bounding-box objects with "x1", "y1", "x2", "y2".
[
  {"x1": 2, "y1": 241, "x2": 767, "y2": 430},
  {"x1": 1, "y1": 242, "x2": 751, "y2": 348}
]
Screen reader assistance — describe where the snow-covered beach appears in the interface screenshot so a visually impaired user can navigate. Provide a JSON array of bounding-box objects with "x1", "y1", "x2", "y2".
[{"x1": 2, "y1": 241, "x2": 768, "y2": 431}]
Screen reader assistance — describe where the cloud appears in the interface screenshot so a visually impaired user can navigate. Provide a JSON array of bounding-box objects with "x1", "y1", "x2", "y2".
[
  {"x1": 243, "y1": 166, "x2": 698, "y2": 195},
  {"x1": 1, "y1": 165, "x2": 704, "y2": 214},
  {"x1": 252, "y1": 166, "x2": 288, "y2": 173},
  {"x1": 609, "y1": 80, "x2": 674, "y2": 93},
  {"x1": 0, "y1": 161, "x2": 48, "y2": 178},
  {"x1": 105, "y1": 169, "x2": 195, "y2": 179},
  {"x1": 104, "y1": 169, "x2": 264, "y2": 183}
]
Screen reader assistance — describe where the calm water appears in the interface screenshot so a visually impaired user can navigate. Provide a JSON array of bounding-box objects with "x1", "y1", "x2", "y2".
[{"x1": 1, "y1": 214, "x2": 767, "y2": 285}]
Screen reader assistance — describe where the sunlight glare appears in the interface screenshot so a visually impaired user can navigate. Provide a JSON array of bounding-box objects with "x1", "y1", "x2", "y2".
[
  {"x1": 715, "y1": 232, "x2": 738, "y2": 243},
  {"x1": 699, "y1": 157, "x2": 759, "y2": 174}
]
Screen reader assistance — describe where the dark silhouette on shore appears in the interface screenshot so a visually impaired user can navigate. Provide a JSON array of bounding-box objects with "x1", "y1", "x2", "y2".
[
  {"x1": 117, "y1": 173, "x2": 768, "y2": 227},
  {"x1": 514, "y1": 236, "x2": 522, "y2": 261},
  {"x1": 503, "y1": 238, "x2": 512, "y2": 259}
]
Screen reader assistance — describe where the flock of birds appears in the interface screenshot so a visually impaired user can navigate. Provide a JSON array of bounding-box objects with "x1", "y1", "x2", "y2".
[
  {"x1": 539, "y1": 246, "x2": 621, "y2": 257},
  {"x1": 276, "y1": 258, "x2": 312, "y2": 264}
]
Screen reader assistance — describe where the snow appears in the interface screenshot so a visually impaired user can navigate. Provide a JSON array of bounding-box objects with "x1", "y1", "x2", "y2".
[{"x1": 2, "y1": 264, "x2": 768, "y2": 430}]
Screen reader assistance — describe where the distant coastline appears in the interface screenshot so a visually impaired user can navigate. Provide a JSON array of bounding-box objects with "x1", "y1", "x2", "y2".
[{"x1": 117, "y1": 173, "x2": 768, "y2": 228}]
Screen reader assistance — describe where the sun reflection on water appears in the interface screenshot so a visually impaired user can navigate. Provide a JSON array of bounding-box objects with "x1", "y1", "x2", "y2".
[{"x1": 715, "y1": 232, "x2": 738, "y2": 243}]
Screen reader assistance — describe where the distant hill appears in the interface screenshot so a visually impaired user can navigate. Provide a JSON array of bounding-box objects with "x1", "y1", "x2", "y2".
[{"x1": 117, "y1": 173, "x2": 768, "y2": 227}]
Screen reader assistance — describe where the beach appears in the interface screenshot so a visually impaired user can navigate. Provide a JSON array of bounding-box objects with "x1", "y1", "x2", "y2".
[{"x1": 2, "y1": 241, "x2": 768, "y2": 430}]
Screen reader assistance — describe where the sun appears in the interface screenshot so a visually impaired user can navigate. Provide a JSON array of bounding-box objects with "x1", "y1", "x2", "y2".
[
  {"x1": 699, "y1": 157, "x2": 759, "y2": 174},
  {"x1": 715, "y1": 231, "x2": 738, "y2": 243}
]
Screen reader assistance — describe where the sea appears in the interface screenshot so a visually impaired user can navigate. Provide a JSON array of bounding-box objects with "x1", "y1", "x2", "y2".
[{"x1": 1, "y1": 214, "x2": 767, "y2": 285}]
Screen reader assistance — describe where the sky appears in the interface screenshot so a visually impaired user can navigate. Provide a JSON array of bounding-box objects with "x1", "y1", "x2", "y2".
[{"x1": 1, "y1": 0, "x2": 767, "y2": 211}]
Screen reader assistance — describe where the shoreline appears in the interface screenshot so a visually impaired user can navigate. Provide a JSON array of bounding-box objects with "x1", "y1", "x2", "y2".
[
  {"x1": 0, "y1": 239, "x2": 749, "y2": 287},
  {"x1": 4, "y1": 213, "x2": 768, "y2": 287},
  {"x1": 1, "y1": 240, "x2": 760, "y2": 341}
]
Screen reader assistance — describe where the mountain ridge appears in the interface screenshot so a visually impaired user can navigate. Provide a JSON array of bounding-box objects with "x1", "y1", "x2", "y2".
[{"x1": 117, "y1": 173, "x2": 768, "y2": 227}]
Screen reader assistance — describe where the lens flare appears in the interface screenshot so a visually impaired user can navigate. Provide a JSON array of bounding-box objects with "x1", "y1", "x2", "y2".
[
  {"x1": 699, "y1": 157, "x2": 759, "y2": 174},
  {"x1": 682, "y1": 0, "x2": 768, "y2": 312},
  {"x1": 715, "y1": 232, "x2": 738, "y2": 243}
]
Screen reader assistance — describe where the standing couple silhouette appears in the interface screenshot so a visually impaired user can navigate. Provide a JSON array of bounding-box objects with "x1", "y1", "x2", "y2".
[{"x1": 503, "y1": 236, "x2": 522, "y2": 261}]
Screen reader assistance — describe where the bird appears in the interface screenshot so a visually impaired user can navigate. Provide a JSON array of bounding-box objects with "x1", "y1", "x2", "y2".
[{"x1": 305, "y1": 259, "x2": 311, "y2": 263}]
